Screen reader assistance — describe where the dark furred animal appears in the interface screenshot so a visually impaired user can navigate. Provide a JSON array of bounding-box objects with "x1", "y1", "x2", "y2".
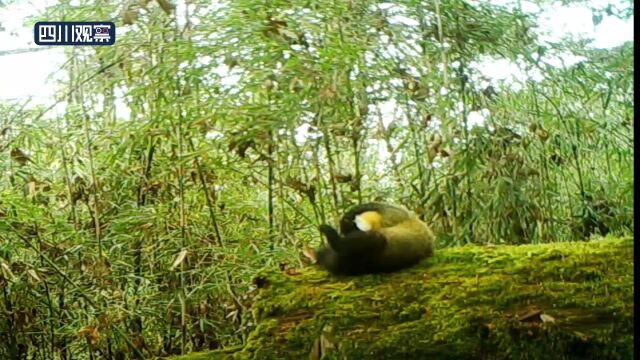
[{"x1": 315, "y1": 202, "x2": 435, "y2": 275}]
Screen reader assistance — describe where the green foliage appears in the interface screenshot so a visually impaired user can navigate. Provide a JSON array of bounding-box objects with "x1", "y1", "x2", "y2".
[
  {"x1": 0, "y1": 0, "x2": 633, "y2": 358},
  {"x1": 171, "y1": 237, "x2": 634, "y2": 359}
]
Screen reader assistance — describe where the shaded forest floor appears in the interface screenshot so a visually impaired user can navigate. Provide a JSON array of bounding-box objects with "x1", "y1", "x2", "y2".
[{"x1": 171, "y1": 236, "x2": 634, "y2": 359}]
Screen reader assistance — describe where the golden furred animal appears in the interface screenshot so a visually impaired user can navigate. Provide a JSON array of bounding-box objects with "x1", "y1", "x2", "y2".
[{"x1": 314, "y1": 202, "x2": 435, "y2": 275}]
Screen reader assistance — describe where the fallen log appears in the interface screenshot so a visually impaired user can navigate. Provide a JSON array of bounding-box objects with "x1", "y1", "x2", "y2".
[{"x1": 172, "y1": 236, "x2": 634, "y2": 359}]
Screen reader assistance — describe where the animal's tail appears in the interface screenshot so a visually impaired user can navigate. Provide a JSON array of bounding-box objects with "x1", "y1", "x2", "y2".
[
  {"x1": 319, "y1": 224, "x2": 341, "y2": 250},
  {"x1": 320, "y1": 224, "x2": 386, "y2": 255}
]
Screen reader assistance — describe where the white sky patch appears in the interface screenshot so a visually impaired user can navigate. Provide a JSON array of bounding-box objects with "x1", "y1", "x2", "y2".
[
  {"x1": 114, "y1": 87, "x2": 131, "y2": 120},
  {"x1": 468, "y1": 109, "x2": 491, "y2": 128},
  {"x1": 388, "y1": 78, "x2": 403, "y2": 88},
  {"x1": 377, "y1": 2, "x2": 400, "y2": 11},
  {"x1": 537, "y1": 5, "x2": 593, "y2": 43},
  {"x1": 388, "y1": 15, "x2": 420, "y2": 27},
  {"x1": 476, "y1": 58, "x2": 525, "y2": 82},
  {"x1": 0, "y1": 2, "x2": 66, "y2": 103},
  {"x1": 520, "y1": 1, "x2": 540, "y2": 13},
  {"x1": 592, "y1": 16, "x2": 634, "y2": 48},
  {"x1": 221, "y1": 74, "x2": 241, "y2": 87},
  {"x1": 543, "y1": 53, "x2": 588, "y2": 68},
  {"x1": 0, "y1": 0, "x2": 630, "y2": 182},
  {"x1": 0, "y1": 49, "x2": 65, "y2": 104},
  {"x1": 0, "y1": 0, "x2": 633, "y2": 117},
  {"x1": 294, "y1": 123, "x2": 314, "y2": 144},
  {"x1": 377, "y1": 100, "x2": 398, "y2": 128},
  {"x1": 367, "y1": 138, "x2": 392, "y2": 171},
  {"x1": 537, "y1": 2, "x2": 633, "y2": 47},
  {"x1": 175, "y1": 3, "x2": 187, "y2": 28},
  {"x1": 212, "y1": 63, "x2": 230, "y2": 77},
  {"x1": 204, "y1": 130, "x2": 224, "y2": 140}
]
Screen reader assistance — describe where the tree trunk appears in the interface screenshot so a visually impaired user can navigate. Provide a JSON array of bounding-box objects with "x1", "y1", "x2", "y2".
[{"x1": 172, "y1": 237, "x2": 633, "y2": 360}]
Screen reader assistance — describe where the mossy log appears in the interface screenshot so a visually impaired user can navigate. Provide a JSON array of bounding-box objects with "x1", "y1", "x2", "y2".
[{"x1": 172, "y1": 237, "x2": 634, "y2": 360}]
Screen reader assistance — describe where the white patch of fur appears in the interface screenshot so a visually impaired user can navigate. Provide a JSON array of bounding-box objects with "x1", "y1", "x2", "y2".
[{"x1": 354, "y1": 214, "x2": 372, "y2": 231}]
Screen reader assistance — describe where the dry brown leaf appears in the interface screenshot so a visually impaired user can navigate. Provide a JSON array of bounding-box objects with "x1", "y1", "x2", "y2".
[
  {"x1": 540, "y1": 313, "x2": 556, "y2": 323},
  {"x1": 518, "y1": 309, "x2": 542, "y2": 322},
  {"x1": 155, "y1": 0, "x2": 175, "y2": 15},
  {"x1": 170, "y1": 250, "x2": 188, "y2": 270},
  {"x1": 78, "y1": 325, "x2": 100, "y2": 349},
  {"x1": 0, "y1": 260, "x2": 15, "y2": 282},
  {"x1": 302, "y1": 246, "x2": 317, "y2": 263},
  {"x1": 27, "y1": 269, "x2": 41, "y2": 282},
  {"x1": 11, "y1": 148, "x2": 31, "y2": 165}
]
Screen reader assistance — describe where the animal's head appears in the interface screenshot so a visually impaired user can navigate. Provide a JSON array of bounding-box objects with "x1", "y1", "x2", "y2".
[{"x1": 354, "y1": 211, "x2": 383, "y2": 231}]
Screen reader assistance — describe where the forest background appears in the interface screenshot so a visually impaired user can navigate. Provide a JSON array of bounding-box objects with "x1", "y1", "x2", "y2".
[{"x1": 0, "y1": 0, "x2": 634, "y2": 358}]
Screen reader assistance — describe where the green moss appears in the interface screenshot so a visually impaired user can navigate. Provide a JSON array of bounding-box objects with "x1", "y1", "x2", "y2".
[{"x1": 171, "y1": 237, "x2": 634, "y2": 360}]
